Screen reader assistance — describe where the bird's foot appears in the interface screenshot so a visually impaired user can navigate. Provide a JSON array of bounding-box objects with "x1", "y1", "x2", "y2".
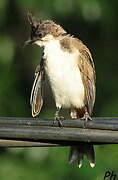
[
  {"x1": 81, "y1": 112, "x2": 92, "y2": 122},
  {"x1": 81, "y1": 111, "x2": 92, "y2": 128},
  {"x1": 53, "y1": 115, "x2": 64, "y2": 128}
]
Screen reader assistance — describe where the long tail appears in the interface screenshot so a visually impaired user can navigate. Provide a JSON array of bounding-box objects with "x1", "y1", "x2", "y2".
[
  {"x1": 68, "y1": 144, "x2": 95, "y2": 168},
  {"x1": 70, "y1": 108, "x2": 95, "y2": 168}
]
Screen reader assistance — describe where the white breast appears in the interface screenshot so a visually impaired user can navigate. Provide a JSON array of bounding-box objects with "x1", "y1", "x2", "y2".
[{"x1": 44, "y1": 39, "x2": 85, "y2": 109}]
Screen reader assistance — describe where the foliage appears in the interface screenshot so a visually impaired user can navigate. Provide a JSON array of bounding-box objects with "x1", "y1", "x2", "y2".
[{"x1": 0, "y1": 0, "x2": 118, "y2": 179}]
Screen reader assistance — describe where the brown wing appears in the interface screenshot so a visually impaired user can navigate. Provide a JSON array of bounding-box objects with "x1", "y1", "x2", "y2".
[
  {"x1": 78, "y1": 47, "x2": 96, "y2": 115},
  {"x1": 30, "y1": 58, "x2": 45, "y2": 117}
]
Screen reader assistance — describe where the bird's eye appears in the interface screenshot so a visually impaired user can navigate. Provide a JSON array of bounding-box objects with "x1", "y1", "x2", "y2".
[
  {"x1": 38, "y1": 32, "x2": 43, "y2": 38},
  {"x1": 35, "y1": 30, "x2": 43, "y2": 38}
]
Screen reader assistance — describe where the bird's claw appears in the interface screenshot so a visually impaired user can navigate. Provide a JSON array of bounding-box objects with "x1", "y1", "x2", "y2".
[
  {"x1": 81, "y1": 112, "x2": 92, "y2": 128},
  {"x1": 53, "y1": 116, "x2": 64, "y2": 128},
  {"x1": 81, "y1": 114, "x2": 92, "y2": 122}
]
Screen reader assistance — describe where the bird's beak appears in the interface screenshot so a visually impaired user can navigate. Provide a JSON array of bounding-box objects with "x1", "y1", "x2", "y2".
[
  {"x1": 24, "y1": 39, "x2": 36, "y2": 46},
  {"x1": 24, "y1": 37, "x2": 42, "y2": 47}
]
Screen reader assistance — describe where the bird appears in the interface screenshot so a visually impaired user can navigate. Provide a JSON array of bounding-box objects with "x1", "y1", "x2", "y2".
[{"x1": 26, "y1": 13, "x2": 96, "y2": 168}]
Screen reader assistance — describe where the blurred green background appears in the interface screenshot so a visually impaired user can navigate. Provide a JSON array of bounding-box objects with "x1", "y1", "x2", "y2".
[{"x1": 0, "y1": 0, "x2": 118, "y2": 179}]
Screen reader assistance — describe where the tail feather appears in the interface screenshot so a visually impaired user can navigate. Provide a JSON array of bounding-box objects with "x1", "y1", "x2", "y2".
[
  {"x1": 68, "y1": 146, "x2": 79, "y2": 164},
  {"x1": 77, "y1": 152, "x2": 84, "y2": 168},
  {"x1": 85, "y1": 144, "x2": 95, "y2": 167},
  {"x1": 68, "y1": 144, "x2": 95, "y2": 168}
]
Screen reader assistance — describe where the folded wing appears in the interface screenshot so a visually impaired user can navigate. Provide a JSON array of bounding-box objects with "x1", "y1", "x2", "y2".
[
  {"x1": 30, "y1": 58, "x2": 45, "y2": 117},
  {"x1": 78, "y1": 47, "x2": 96, "y2": 115}
]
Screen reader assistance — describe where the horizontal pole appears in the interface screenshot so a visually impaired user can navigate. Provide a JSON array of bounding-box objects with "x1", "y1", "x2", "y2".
[
  {"x1": 0, "y1": 125, "x2": 118, "y2": 143},
  {"x1": 0, "y1": 117, "x2": 118, "y2": 130},
  {"x1": 0, "y1": 117, "x2": 118, "y2": 147}
]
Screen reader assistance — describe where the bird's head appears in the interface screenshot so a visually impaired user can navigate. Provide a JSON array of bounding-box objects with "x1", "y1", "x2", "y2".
[{"x1": 25, "y1": 13, "x2": 67, "y2": 46}]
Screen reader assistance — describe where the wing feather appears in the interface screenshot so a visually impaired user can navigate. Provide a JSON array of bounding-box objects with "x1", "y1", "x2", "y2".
[
  {"x1": 30, "y1": 59, "x2": 45, "y2": 117},
  {"x1": 78, "y1": 47, "x2": 96, "y2": 115}
]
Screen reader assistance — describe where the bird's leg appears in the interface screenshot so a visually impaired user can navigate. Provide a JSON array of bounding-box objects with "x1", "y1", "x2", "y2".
[
  {"x1": 81, "y1": 107, "x2": 92, "y2": 122},
  {"x1": 53, "y1": 107, "x2": 63, "y2": 127}
]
